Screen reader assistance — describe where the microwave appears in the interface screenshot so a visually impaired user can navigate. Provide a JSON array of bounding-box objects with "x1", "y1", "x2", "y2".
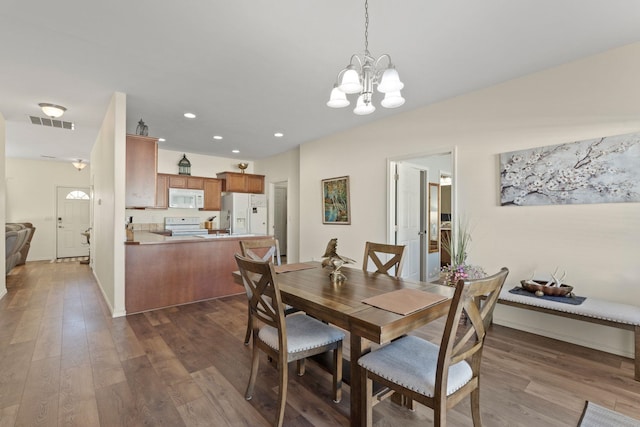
[{"x1": 168, "y1": 188, "x2": 204, "y2": 209}]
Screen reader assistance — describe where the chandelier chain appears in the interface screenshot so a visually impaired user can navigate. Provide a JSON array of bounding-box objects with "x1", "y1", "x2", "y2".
[{"x1": 364, "y1": 0, "x2": 369, "y2": 55}]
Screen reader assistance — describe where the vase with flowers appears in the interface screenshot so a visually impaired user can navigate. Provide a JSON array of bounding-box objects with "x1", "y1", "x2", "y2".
[{"x1": 440, "y1": 219, "x2": 486, "y2": 287}]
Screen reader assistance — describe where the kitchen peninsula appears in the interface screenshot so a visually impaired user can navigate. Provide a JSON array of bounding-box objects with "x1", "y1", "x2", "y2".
[{"x1": 125, "y1": 231, "x2": 265, "y2": 313}]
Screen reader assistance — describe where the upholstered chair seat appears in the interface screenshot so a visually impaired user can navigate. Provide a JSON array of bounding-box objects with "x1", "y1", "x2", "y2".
[{"x1": 358, "y1": 335, "x2": 472, "y2": 397}]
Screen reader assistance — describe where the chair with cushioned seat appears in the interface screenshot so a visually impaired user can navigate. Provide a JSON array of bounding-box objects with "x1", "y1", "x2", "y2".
[
  {"x1": 362, "y1": 241, "x2": 406, "y2": 278},
  {"x1": 358, "y1": 267, "x2": 509, "y2": 427},
  {"x1": 239, "y1": 238, "x2": 299, "y2": 345},
  {"x1": 235, "y1": 254, "x2": 344, "y2": 427}
]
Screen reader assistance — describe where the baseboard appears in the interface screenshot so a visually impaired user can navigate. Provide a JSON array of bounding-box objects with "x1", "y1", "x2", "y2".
[{"x1": 91, "y1": 269, "x2": 126, "y2": 318}]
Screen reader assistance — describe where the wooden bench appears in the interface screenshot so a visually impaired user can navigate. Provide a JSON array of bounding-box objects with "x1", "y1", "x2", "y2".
[{"x1": 496, "y1": 287, "x2": 640, "y2": 381}]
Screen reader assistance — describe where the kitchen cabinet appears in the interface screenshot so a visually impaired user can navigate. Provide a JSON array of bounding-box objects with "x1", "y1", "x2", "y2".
[
  {"x1": 216, "y1": 171, "x2": 265, "y2": 194},
  {"x1": 126, "y1": 134, "x2": 158, "y2": 208},
  {"x1": 155, "y1": 173, "x2": 169, "y2": 208},
  {"x1": 202, "y1": 178, "x2": 222, "y2": 210},
  {"x1": 168, "y1": 175, "x2": 204, "y2": 189}
]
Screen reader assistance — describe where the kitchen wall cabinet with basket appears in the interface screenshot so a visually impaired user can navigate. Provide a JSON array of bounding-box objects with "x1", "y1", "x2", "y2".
[
  {"x1": 216, "y1": 171, "x2": 264, "y2": 193},
  {"x1": 126, "y1": 134, "x2": 158, "y2": 208}
]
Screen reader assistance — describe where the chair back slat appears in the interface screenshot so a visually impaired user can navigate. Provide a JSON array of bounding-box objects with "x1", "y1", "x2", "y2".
[
  {"x1": 362, "y1": 241, "x2": 406, "y2": 278},
  {"x1": 235, "y1": 254, "x2": 286, "y2": 333},
  {"x1": 240, "y1": 238, "x2": 282, "y2": 266},
  {"x1": 436, "y1": 267, "x2": 509, "y2": 391}
]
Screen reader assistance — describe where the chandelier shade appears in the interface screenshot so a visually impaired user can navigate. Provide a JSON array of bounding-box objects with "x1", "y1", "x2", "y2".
[
  {"x1": 327, "y1": 0, "x2": 404, "y2": 115},
  {"x1": 377, "y1": 66, "x2": 404, "y2": 93},
  {"x1": 327, "y1": 85, "x2": 350, "y2": 108},
  {"x1": 381, "y1": 91, "x2": 405, "y2": 108},
  {"x1": 354, "y1": 94, "x2": 376, "y2": 115}
]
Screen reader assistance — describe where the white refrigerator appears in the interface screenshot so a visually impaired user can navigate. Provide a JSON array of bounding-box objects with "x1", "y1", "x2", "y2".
[{"x1": 220, "y1": 193, "x2": 267, "y2": 235}]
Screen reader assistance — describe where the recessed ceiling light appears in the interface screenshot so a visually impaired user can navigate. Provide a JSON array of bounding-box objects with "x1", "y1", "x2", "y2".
[
  {"x1": 274, "y1": 132, "x2": 284, "y2": 138},
  {"x1": 184, "y1": 112, "x2": 196, "y2": 119},
  {"x1": 158, "y1": 138, "x2": 166, "y2": 142},
  {"x1": 232, "y1": 149, "x2": 240, "y2": 154},
  {"x1": 213, "y1": 135, "x2": 223, "y2": 140}
]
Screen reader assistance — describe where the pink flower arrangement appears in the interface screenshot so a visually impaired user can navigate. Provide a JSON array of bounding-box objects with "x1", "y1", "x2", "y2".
[{"x1": 440, "y1": 263, "x2": 486, "y2": 287}]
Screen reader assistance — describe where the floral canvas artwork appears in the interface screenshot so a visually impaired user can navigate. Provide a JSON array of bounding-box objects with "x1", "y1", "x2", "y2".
[{"x1": 500, "y1": 132, "x2": 640, "y2": 206}]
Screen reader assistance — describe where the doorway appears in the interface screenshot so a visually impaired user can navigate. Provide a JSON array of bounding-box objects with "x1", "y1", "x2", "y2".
[
  {"x1": 56, "y1": 186, "x2": 90, "y2": 258},
  {"x1": 389, "y1": 151, "x2": 453, "y2": 281},
  {"x1": 273, "y1": 182, "x2": 288, "y2": 258}
]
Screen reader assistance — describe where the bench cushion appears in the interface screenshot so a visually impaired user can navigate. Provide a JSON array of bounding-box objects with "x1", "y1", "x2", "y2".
[{"x1": 499, "y1": 288, "x2": 640, "y2": 327}]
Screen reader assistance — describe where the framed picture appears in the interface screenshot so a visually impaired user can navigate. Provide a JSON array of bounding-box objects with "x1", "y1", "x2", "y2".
[
  {"x1": 499, "y1": 131, "x2": 640, "y2": 206},
  {"x1": 322, "y1": 176, "x2": 351, "y2": 224}
]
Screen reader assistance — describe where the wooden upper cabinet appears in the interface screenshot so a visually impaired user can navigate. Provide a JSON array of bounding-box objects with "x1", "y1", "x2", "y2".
[
  {"x1": 216, "y1": 172, "x2": 265, "y2": 194},
  {"x1": 126, "y1": 135, "x2": 158, "y2": 208},
  {"x1": 202, "y1": 178, "x2": 222, "y2": 211},
  {"x1": 168, "y1": 175, "x2": 204, "y2": 189},
  {"x1": 155, "y1": 173, "x2": 169, "y2": 209}
]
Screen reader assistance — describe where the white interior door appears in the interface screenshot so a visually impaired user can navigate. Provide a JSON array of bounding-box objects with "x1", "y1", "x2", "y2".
[
  {"x1": 56, "y1": 187, "x2": 90, "y2": 258},
  {"x1": 395, "y1": 163, "x2": 422, "y2": 281}
]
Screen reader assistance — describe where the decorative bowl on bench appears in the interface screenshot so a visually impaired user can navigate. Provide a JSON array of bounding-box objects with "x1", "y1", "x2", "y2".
[{"x1": 520, "y1": 280, "x2": 574, "y2": 297}]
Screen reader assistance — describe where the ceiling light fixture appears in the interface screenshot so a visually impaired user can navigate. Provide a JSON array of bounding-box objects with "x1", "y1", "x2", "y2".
[
  {"x1": 39, "y1": 103, "x2": 67, "y2": 118},
  {"x1": 159, "y1": 138, "x2": 166, "y2": 142},
  {"x1": 72, "y1": 159, "x2": 87, "y2": 171},
  {"x1": 232, "y1": 149, "x2": 240, "y2": 154},
  {"x1": 274, "y1": 132, "x2": 284, "y2": 138},
  {"x1": 213, "y1": 135, "x2": 223, "y2": 140},
  {"x1": 327, "y1": 0, "x2": 404, "y2": 115},
  {"x1": 184, "y1": 112, "x2": 196, "y2": 119}
]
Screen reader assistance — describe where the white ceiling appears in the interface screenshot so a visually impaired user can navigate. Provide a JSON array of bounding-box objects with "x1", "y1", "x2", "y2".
[{"x1": 2, "y1": 0, "x2": 640, "y2": 164}]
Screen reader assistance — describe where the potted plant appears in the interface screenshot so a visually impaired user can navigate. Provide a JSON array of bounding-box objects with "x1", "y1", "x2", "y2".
[{"x1": 440, "y1": 219, "x2": 486, "y2": 286}]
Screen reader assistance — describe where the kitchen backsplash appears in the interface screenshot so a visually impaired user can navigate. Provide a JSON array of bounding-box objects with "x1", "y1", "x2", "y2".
[{"x1": 124, "y1": 208, "x2": 221, "y2": 230}]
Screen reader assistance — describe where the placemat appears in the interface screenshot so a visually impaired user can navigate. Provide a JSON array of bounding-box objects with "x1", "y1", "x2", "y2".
[
  {"x1": 362, "y1": 288, "x2": 448, "y2": 315},
  {"x1": 274, "y1": 263, "x2": 319, "y2": 273},
  {"x1": 508, "y1": 287, "x2": 586, "y2": 305}
]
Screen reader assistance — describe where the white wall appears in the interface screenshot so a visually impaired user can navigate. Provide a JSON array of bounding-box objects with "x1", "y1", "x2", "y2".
[
  {"x1": 254, "y1": 147, "x2": 300, "y2": 262},
  {"x1": 5, "y1": 158, "x2": 90, "y2": 260},
  {"x1": 293, "y1": 42, "x2": 640, "y2": 357},
  {"x1": 91, "y1": 92, "x2": 127, "y2": 316},
  {"x1": 1, "y1": 113, "x2": 6, "y2": 298}
]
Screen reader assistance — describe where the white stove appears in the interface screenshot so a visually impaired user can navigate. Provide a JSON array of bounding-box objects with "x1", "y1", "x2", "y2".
[{"x1": 164, "y1": 217, "x2": 208, "y2": 236}]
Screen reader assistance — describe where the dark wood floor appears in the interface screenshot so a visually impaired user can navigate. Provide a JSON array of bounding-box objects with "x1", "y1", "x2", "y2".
[{"x1": 2, "y1": 261, "x2": 639, "y2": 426}]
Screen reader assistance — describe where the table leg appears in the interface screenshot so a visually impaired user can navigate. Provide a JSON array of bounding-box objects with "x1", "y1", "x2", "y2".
[{"x1": 350, "y1": 332, "x2": 370, "y2": 427}]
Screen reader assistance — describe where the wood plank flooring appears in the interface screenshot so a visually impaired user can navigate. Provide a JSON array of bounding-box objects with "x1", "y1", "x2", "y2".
[{"x1": 2, "y1": 261, "x2": 639, "y2": 426}]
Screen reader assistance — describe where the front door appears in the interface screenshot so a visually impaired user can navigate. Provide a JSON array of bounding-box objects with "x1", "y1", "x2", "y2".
[{"x1": 56, "y1": 186, "x2": 90, "y2": 258}]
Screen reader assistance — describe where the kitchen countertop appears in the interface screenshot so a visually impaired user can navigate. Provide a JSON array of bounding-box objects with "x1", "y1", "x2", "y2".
[{"x1": 125, "y1": 231, "x2": 268, "y2": 245}]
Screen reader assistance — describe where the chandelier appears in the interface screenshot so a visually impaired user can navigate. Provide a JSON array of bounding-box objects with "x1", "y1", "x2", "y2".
[{"x1": 327, "y1": 0, "x2": 404, "y2": 115}]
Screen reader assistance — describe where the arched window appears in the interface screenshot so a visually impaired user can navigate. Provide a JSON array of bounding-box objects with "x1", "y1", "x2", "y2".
[{"x1": 66, "y1": 190, "x2": 90, "y2": 200}]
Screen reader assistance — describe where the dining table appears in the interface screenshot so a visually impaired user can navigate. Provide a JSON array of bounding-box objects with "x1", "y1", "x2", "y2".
[{"x1": 233, "y1": 261, "x2": 454, "y2": 427}]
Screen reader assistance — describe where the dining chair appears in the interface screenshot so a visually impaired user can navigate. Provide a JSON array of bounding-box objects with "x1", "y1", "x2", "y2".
[
  {"x1": 362, "y1": 241, "x2": 407, "y2": 278},
  {"x1": 235, "y1": 254, "x2": 344, "y2": 427},
  {"x1": 239, "y1": 238, "x2": 299, "y2": 345},
  {"x1": 358, "y1": 267, "x2": 509, "y2": 427},
  {"x1": 239, "y1": 237, "x2": 282, "y2": 266}
]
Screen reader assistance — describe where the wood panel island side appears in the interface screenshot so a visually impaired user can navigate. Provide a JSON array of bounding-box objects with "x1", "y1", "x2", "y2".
[{"x1": 125, "y1": 232, "x2": 266, "y2": 313}]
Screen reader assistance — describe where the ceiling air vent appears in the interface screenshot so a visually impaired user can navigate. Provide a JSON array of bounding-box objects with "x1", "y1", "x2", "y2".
[{"x1": 28, "y1": 115, "x2": 75, "y2": 130}]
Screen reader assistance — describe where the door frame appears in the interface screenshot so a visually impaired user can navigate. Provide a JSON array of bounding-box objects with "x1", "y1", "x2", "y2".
[{"x1": 387, "y1": 147, "x2": 457, "y2": 280}]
